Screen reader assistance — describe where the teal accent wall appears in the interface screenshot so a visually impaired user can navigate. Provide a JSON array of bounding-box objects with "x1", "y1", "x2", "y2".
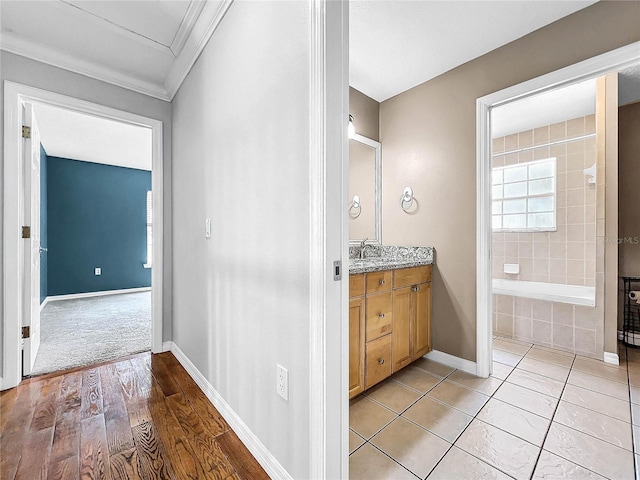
[
  {"x1": 47, "y1": 157, "x2": 151, "y2": 296},
  {"x1": 40, "y1": 144, "x2": 48, "y2": 304}
]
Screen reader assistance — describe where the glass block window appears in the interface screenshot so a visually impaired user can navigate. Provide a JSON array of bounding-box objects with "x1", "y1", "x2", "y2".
[{"x1": 492, "y1": 158, "x2": 556, "y2": 232}]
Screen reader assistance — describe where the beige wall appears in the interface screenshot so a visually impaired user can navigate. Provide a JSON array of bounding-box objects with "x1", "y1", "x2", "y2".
[
  {"x1": 492, "y1": 116, "x2": 597, "y2": 287},
  {"x1": 379, "y1": 1, "x2": 640, "y2": 361},
  {"x1": 618, "y1": 102, "x2": 640, "y2": 329},
  {"x1": 349, "y1": 87, "x2": 379, "y2": 141}
]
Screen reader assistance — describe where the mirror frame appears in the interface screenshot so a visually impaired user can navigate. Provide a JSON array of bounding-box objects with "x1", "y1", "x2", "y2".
[{"x1": 349, "y1": 132, "x2": 382, "y2": 245}]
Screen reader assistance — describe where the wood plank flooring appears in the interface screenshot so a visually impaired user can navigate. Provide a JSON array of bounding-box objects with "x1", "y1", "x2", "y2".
[{"x1": 0, "y1": 352, "x2": 270, "y2": 480}]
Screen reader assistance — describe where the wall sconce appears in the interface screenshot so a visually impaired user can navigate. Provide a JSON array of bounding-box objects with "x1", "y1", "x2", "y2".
[
  {"x1": 348, "y1": 114, "x2": 355, "y2": 139},
  {"x1": 400, "y1": 186, "x2": 414, "y2": 211}
]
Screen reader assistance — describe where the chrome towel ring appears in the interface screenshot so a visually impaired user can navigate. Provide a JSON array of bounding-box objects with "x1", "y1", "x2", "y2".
[
  {"x1": 400, "y1": 187, "x2": 414, "y2": 211},
  {"x1": 349, "y1": 194, "x2": 361, "y2": 218}
]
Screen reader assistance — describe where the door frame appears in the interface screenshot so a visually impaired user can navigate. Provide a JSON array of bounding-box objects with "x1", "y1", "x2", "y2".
[
  {"x1": 475, "y1": 42, "x2": 640, "y2": 377},
  {"x1": 2, "y1": 81, "x2": 164, "y2": 390}
]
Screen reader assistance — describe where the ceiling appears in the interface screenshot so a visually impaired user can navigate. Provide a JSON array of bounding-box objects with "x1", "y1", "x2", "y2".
[
  {"x1": 350, "y1": 0, "x2": 598, "y2": 102},
  {"x1": 34, "y1": 103, "x2": 152, "y2": 171},
  {"x1": 0, "y1": 0, "x2": 232, "y2": 101}
]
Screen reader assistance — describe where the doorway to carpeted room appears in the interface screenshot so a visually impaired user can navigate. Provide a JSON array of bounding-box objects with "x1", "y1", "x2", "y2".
[{"x1": 31, "y1": 291, "x2": 151, "y2": 376}]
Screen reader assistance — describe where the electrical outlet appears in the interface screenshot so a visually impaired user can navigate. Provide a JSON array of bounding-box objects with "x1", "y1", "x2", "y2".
[
  {"x1": 277, "y1": 364, "x2": 288, "y2": 400},
  {"x1": 95, "y1": 267, "x2": 101, "y2": 276}
]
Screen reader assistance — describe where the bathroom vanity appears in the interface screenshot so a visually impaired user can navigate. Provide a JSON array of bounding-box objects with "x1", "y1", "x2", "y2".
[{"x1": 348, "y1": 247, "x2": 434, "y2": 399}]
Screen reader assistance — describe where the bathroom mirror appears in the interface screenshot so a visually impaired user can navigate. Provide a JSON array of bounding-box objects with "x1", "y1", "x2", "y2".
[{"x1": 349, "y1": 133, "x2": 381, "y2": 244}]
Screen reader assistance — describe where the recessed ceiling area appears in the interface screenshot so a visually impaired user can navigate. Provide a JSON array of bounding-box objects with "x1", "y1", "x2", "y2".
[
  {"x1": 34, "y1": 104, "x2": 152, "y2": 171},
  {"x1": 0, "y1": 0, "x2": 231, "y2": 100},
  {"x1": 350, "y1": 0, "x2": 598, "y2": 102}
]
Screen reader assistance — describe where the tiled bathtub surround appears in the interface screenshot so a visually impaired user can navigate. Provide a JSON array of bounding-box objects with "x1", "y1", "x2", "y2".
[
  {"x1": 349, "y1": 245, "x2": 435, "y2": 263},
  {"x1": 350, "y1": 337, "x2": 637, "y2": 480},
  {"x1": 493, "y1": 294, "x2": 602, "y2": 357},
  {"x1": 492, "y1": 115, "x2": 597, "y2": 287}
]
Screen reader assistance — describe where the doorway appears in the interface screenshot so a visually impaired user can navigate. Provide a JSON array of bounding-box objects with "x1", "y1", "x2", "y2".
[{"x1": 2, "y1": 82, "x2": 164, "y2": 390}]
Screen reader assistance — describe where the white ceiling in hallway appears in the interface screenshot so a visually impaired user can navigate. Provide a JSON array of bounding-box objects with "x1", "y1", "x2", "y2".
[
  {"x1": 350, "y1": 0, "x2": 598, "y2": 102},
  {"x1": 0, "y1": 0, "x2": 232, "y2": 101}
]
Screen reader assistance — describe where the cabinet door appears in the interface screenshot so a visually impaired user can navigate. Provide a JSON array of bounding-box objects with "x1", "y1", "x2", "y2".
[
  {"x1": 392, "y1": 286, "x2": 413, "y2": 372},
  {"x1": 349, "y1": 298, "x2": 365, "y2": 398},
  {"x1": 365, "y1": 334, "x2": 392, "y2": 389},
  {"x1": 413, "y1": 282, "x2": 432, "y2": 360}
]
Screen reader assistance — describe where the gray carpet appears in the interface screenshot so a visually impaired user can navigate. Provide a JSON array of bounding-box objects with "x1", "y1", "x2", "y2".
[{"x1": 31, "y1": 291, "x2": 151, "y2": 376}]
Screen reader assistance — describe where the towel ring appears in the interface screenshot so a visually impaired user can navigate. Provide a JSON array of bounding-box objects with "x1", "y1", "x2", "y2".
[
  {"x1": 349, "y1": 195, "x2": 361, "y2": 218},
  {"x1": 400, "y1": 187, "x2": 414, "y2": 211}
]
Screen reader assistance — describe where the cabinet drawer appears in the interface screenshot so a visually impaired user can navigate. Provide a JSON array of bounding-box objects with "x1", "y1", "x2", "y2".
[
  {"x1": 350, "y1": 274, "x2": 365, "y2": 298},
  {"x1": 393, "y1": 265, "x2": 432, "y2": 289},
  {"x1": 365, "y1": 334, "x2": 392, "y2": 389},
  {"x1": 365, "y1": 292, "x2": 392, "y2": 341},
  {"x1": 366, "y1": 270, "x2": 392, "y2": 294}
]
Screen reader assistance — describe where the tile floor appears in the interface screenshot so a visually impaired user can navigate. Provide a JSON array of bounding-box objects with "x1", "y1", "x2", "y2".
[{"x1": 350, "y1": 337, "x2": 640, "y2": 479}]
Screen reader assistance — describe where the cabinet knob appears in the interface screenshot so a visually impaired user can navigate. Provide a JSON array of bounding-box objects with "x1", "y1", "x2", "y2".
[
  {"x1": 379, "y1": 313, "x2": 385, "y2": 318},
  {"x1": 412, "y1": 286, "x2": 419, "y2": 292},
  {"x1": 378, "y1": 358, "x2": 385, "y2": 365},
  {"x1": 379, "y1": 279, "x2": 385, "y2": 285}
]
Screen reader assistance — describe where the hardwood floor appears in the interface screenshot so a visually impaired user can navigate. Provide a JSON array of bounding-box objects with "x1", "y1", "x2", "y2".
[{"x1": 0, "y1": 352, "x2": 270, "y2": 480}]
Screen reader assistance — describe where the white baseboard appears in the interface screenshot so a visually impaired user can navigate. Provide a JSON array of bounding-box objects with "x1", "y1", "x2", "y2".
[
  {"x1": 425, "y1": 350, "x2": 477, "y2": 375},
  {"x1": 168, "y1": 342, "x2": 292, "y2": 480},
  {"x1": 604, "y1": 352, "x2": 620, "y2": 365},
  {"x1": 46, "y1": 287, "x2": 151, "y2": 302},
  {"x1": 161, "y1": 341, "x2": 172, "y2": 353},
  {"x1": 39, "y1": 296, "x2": 50, "y2": 312}
]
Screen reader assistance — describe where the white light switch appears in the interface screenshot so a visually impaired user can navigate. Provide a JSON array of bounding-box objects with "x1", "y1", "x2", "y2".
[
  {"x1": 205, "y1": 218, "x2": 211, "y2": 239},
  {"x1": 504, "y1": 263, "x2": 519, "y2": 275},
  {"x1": 95, "y1": 267, "x2": 102, "y2": 276}
]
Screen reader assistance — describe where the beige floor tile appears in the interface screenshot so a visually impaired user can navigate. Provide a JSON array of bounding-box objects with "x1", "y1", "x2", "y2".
[
  {"x1": 391, "y1": 366, "x2": 441, "y2": 393},
  {"x1": 532, "y1": 450, "x2": 606, "y2": 479},
  {"x1": 455, "y1": 419, "x2": 539, "y2": 480},
  {"x1": 349, "y1": 443, "x2": 417, "y2": 480},
  {"x1": 543, "y1": 422, "x2": 634, "y2": 479},
  {"x1": 531, "y1": 344, "x2": 575, "y2": 358},
  {"x1": 561, "y1": 384, "x2": 631, "y2": 423},
  {"x1": 632, "y1": 403, "x2": 640, "y2": 426},
  {"x1": 633, "y1": 424, "x2": 640, "y2": 453},
  {"x1": 402, "y1": 396, "x2": 472, "y2": 443},
  {"x1": 567, "y1": 370, "x2": 629, "y2": 401},
  {"x1": 630, "y1": 385, "x2": 640, "y2": 405},
  {"x1": 412, "y1": 358, "x2": 455, "y2": 378},
  {"x1": 629, "y1": 370, "x2": 640, "y2": 388},
  {"x1": 477, "y1": 398, "x2": 550, "y2": 447},
  {"x1": 525, "y1": 347, "x2": 575, "y2": 368},
  {"x1": 508, "y1": 369, "x2": 565, "y2": 398},
  {"x1": 349, "y1": 429, "x2": 365, "y2": 454},
  {"x1": 516, "y1": 357, "x2": 570, "y2": 382},
  {"x1": 350, "y1": 396, "x2": 397, "y2": 439},
  {"x1": 496, "y1": 336, "x2": 533, "y2": 347},
  {"x1": 428, "y1": 446, "x2": 512, "y2": 480},
  {"x1": 636, "y1": 454, "x2": 640, "y2": 480},
  {"x1": 553, "y1": 400, "x2": 632, "y2": 451},
  {"x1": 572, "y1": 357, "x2": 629, "y2": 384},
  {"x1": 448, "y1": 370, "x2": 503, "y2": 395},
  {"x1": 493, "y1": 349, "x2": 523, "y2": 367},
  {"x1": 494, "y1": 338, "x2": 531, "y2": 356},
  {"x1": 427, "y1": 380, "x2": 489, "y2": 416},
  {"x1": 366, "y1": 380, "x2": 422, "y2": 414},
  {"x1": 491, "y1": 361, "x2": 513, "y2": 380},
  {"x1": 628, "y1": 360, "x2": 640, "y2": 374},
  {"x1": 370, "y1": 418, "x2": 449, "y2": 478},
  {"x1": 494, "y1": 382, "x2": 558, "y2": 419}
]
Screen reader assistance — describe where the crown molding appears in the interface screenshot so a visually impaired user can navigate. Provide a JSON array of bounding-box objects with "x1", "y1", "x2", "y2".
[
  {"x1": 0, "y1": 0, "x2": 234, "y2": 102},
  {"x1": 164, "y1": 0, "x2": 234, "y2": 101},
  {"x1": 0, "y1": 31, "x2": 171, "y2": 101}
]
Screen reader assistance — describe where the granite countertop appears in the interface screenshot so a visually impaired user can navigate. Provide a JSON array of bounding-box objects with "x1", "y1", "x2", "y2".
[{"x1": 348, "y1": 245, "x2": 435, "y2": 274}]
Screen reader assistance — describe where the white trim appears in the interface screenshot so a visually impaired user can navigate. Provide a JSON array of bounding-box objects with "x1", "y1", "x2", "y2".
[
  {"x1": 39, "y1": 296, "x2": 49, "y2": 313},
  {"x1": 476, "y1": 42, "x2": 640, "y2": 381},
  {"x1": 169, "y1": 342, "x2": 292, "y2": 480},
  {"x1": 45, "y1": 287, "x2": 151, "y2": 302},
  {"x1": 2, "y1": 81, "x2": 164, "y2": 390},
  {"x1": 163, "y1": 0, "x2": 233, "y2": 100},
  {"x1": 604, "y1": 352, "x2": 620, "y2": 365},
  {"x1": 169, "y1": 0, "x2": 207, "y2": 57},
  {"x1": 425, "y1": 350, "x2": 478, "y2": 376},
  {"x1": 161, "y1": 341, "x2": 172, "y2": 353}
]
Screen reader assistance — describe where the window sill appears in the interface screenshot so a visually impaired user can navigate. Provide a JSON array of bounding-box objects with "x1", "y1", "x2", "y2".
[{"x1": 143, "y1": 263, "x2": 152, "y2": 269}]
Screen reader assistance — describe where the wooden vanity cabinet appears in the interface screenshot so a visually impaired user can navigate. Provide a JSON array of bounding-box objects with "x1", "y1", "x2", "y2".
[{"x1": 349, "y1": 265, "x2": 432, "y2": 399}]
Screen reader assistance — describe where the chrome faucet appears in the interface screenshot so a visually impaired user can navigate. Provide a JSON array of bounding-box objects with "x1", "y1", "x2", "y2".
[{"x1": 359, "y1": 238, "x2": 370, "y2": 260}]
